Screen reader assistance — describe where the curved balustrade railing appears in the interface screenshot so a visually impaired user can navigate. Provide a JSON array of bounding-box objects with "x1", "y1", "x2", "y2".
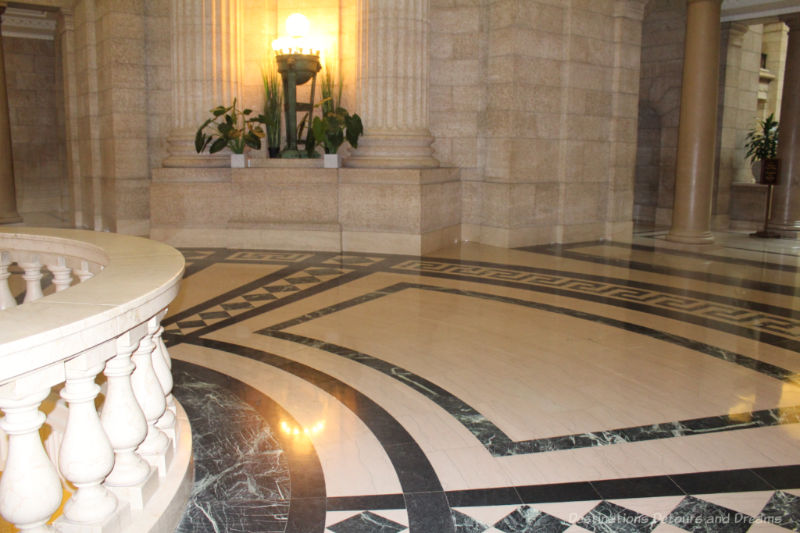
[{"x1": 0, "y1": 228, "x2": 188, "y2": 533}]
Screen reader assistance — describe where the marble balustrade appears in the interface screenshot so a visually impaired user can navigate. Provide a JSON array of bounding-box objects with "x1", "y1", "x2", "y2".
[{"x1": 0, "y1": 228, "x2": 188, "y2": 533}]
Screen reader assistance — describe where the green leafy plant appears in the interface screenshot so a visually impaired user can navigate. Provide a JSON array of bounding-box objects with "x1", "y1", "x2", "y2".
[
  {"x1": 261, "y1": 64, "x2": 283, "y2": 155},
  {"x1": 745, "y1": 113, "x2": 779, "y2": 163},
  {"x1": 311, "y1": 68, "x2": 363, "y2": 155},
  {"x1": 195, "y1": 99, "x2": 264, "y2": 155}
]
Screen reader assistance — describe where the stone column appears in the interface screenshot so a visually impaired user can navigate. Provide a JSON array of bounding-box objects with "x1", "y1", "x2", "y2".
[
  {"x1": 667, "y1": 0, "x2": 722, "y2": 244},
  {"x1": 767, "y1": 14, "x2": 800, "y2": 236},
  {"x1": 345, "y1": 0, "x2": 439, "y2": 169},
  {"x1": 723, "y1": 22, "x2": 758, "y2": 185},
  {"x1": 0, "y1": 4, "x2": 21, "y2": 224},
  {"x1": 163, "y1": 0, "x2": 242, "y2": 167}
]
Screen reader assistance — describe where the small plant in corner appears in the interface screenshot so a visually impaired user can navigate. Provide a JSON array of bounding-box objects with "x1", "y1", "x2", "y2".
[
  {"x1": 195, "y1": 98, "x2": 265, "y2": 154},
  {"x1": 311, "y1": 68, "x2": 363, "y2": 155},
  {"x1": 744, "y1": 113, "x2": 779, "y2": 164}
]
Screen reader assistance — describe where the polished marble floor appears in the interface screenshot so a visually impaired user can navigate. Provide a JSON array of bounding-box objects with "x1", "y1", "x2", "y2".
[{"x1": 163, "y1": 231, "x2": 800, "y2": 533}]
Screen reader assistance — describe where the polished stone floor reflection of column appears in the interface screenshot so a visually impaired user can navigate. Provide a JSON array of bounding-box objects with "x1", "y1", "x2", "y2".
[{"x1": 163, "y1": 231, "x2": 800, "y2": 533}]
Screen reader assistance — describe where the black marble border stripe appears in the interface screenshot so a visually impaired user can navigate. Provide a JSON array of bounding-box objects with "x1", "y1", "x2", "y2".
[
  {"x1": 172, "y1": 358, "x2": 326, "y2": 533},
  {"x1": 337, "y1": 465, "x2": 800, "y2": 510},
  {"x1": 255, "y1": 282, "x2": 800, "y2": 456},
  {"x1": 171, "y1": 336, "x2": 456, "y2": 533},
  {"x1": 519, "y1": 242, "x2": 800, "y2": 296}
]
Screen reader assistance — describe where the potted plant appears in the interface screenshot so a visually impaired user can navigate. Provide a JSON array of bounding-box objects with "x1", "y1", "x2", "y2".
[
  {"x1": 261, "y1": 64, "x2": 282, "y2": 158},
  {"x1": 311, "y1": 68, "x2": 363, "y2": 168},
  {"x1": 195, "y1": 98, "x2": 265, "y2": 167},
  {"x1": 744, "y1": 113, "x2": 779, "y2": 181}
]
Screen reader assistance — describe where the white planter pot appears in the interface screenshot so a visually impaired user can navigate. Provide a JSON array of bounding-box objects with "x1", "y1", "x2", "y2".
[
  {"x1": 230, "y1": 153, "x2": 246, "y2": 168},
  {"x1": 323, "y1": 153, "x2": 340, "y2": 169}
]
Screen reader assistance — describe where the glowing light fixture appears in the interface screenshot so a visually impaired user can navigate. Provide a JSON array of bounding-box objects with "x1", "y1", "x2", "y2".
[
  {"x1": 286, "y1": 13, "x2": 309, "y2": 37},
  {"x1": 271, "y1": 13, "x2": 321, "y2": 157}
]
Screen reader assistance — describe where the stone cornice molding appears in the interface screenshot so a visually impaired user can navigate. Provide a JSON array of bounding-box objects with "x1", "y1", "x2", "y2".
[{"x1": 0, "y1": 6, "x2": 58, "y2": 41}]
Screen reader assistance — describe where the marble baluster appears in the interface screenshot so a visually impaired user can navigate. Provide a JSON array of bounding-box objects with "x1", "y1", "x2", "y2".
[
  {"x1": 59, "y1": 363, "x2": 118, "y2": 525},
  {"x1": 345, "y1": 0, "x2": 439, "y2": 168},
  {"x1": 101, "y1": 334, "x2": 150, "y2": 489},
  {"x1": 21, "y1": 257, "x2": 43, "y2": 302},
  {"x1": 131, "y1": 321, "x2": 170, "y2": 471},
  {"x1": 74, "y1": 260, "x2": 93, "y2": 283},
  {"x1": 0, "y1": 250, "x2": 15, "y2": 309},
  {"x1": 0, "y1": 388, "x2": 63, "y2": 533},
  {"x1": 48, "y1": 256, "x2": 72, "y2": 292},
  {"x1": 150, "y1": 316, "x2": 176, "y2": 447}
]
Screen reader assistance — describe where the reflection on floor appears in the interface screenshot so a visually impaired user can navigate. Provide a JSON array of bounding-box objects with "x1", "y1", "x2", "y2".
[{"x1": 166, "y1": 231, "x2": 800, "y2": 532}]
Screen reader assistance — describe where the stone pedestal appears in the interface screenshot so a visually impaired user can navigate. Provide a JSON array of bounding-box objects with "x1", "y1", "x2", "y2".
[{"x1": 150, "y1": 165, "x2": 461, "y2": 254}]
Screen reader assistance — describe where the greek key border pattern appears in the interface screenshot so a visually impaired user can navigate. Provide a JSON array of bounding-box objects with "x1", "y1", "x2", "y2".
[{"x1": 392, "y1": 260, "x2": 800, "y2": 340}]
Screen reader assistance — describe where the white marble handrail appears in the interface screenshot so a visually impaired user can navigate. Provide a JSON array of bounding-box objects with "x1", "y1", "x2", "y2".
[{"x1": 0, "y1": 228, "x2": 187, "y2": 533}]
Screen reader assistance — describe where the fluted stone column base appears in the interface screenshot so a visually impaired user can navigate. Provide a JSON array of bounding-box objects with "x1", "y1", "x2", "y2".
[{"x1": 345, "y1": 131, "x2": 439, "y2": 169}]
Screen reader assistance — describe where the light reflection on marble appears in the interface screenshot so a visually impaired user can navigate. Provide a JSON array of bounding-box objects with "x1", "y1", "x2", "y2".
[{"x1": 173, "y1": 369, "x2": 290, "y2": 533}]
